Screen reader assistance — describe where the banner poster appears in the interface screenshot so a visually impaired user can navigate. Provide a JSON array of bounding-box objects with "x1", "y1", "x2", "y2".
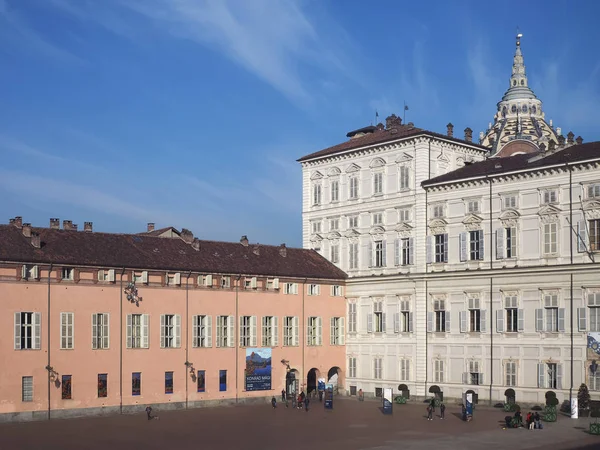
[
  {"x1": 318, "y1": 378, "x2": 326, "y2": 392},
  {"x1": 324, "y1": 383, "x2": 334, "y2": 409},
  {"x1": 464, "y1": 392, "x2": 473, "y2": 416},
  {"x1": 245, "y1": 348, "x2": 272, "y2": 391},
  {"x1": 587, "y1": 332, "x2": 600, "y2": 359},
  {"x1": 382, "y1": 388, "x2": 393, "y2": 414}
]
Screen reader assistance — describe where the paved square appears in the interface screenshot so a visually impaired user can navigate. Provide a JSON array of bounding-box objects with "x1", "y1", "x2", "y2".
[{"x1": 0, "y1": 399, "x2": 598, "y2": 450}]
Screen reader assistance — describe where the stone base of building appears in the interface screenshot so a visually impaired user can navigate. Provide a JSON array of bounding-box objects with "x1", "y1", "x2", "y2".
[{"x1": 0, "y1": 396, "x2": 272, "y2": 423}]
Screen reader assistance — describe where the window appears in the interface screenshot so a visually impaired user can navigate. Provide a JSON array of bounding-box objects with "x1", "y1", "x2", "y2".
[
  {"x1": 399, "y1": 165, "x2": 410, "y2": 190},
  {"x1": 165, "y1": 372, "x2": 174, "y2": 394},
  {"x1": 200, "y1": 274, "x2": 213, "y2": 287},
  {"x1": 22, "y1": 376, "x2": 33, "y2": 402},
  {"x1": 542, "y1": 190, "x2": 557, "y2": 204},
  {"x1": 219, "y1": 370, "x2": 227, "y2": 392},
  {"x1": 244, "y1": 277, "x2": 257, "y2": 290},
  {"x1": 503, "y1": 295, "x2": 520, "y2": 333},
  {"x1": 132, "y1": 271, "x2": 147, "y2": 284},
  {"x1": 369, "y1": 301, "x2": 385, "y2": 333},
  {"x1": 197, "y1": 370, "x2": 206, "y2": 392},
  {"x1": 541, "y1": 293, "x2": 560, "y2": 333},
  {"x1": 267, "y1": 278, "x2": 280, "y2": 290},
  {"x1": 307, "y1": 317, "x2": 322, "y2": 346},
  {"x1": 433, "y1": 234, "x2": 448, "y2": 263},
  {"x1": 166, "y1": 273, "x2": 181, "y2": 286},
  {"x1": 330, "y1": 244, "x2": 340, "y2": 264},
  {"x1": 239, "y1": 315, "x2": 257, "y2": 347},
  {"x1": 503, "y1": 196, "x2": 517, "y2": 209},
  {"x1": 311, "y1": 221, "x2": 322, "y2": 234},
  {"x1": 396, "y1": 238, "x2": 413, "y2": 266},
  {"x1": 349, "y1": 176, "x2": 359, "y2": 199},
  {"x1": 468, "y1": 297, "x2": 481, "y2": 332},
  {"x1": 284, "y1": 283, "x2": 298, "y2": 295},
  {"x1": 398, "y1": 208, "x2": 410, "y2": 222},
  {"x1": 348, "y1": 357, "x2": 357, "y2": 378},
  {"x1": 396, "y1": 300, "x2": 412, "y2": 333},
  {"x1": 98, "y1": 374, "x2": 107, "y2": 398},
  {"x1": 221, "y1": 276, "x2": 230, "y2": 288},
  {"x1": 590, "y1": 219, "x2": 600, "y2": 252},
  {"x1": 329, "y1": 218, "x2": 339, "y2": 231},
  {"x1": 349, "y1": 243, "x2": 359, "y2": 270},
  {"x1": 434, "y1": 360, "x2": 444, "y2": 383},
  {"x1": 61, "y1": 268, "x2": 73, "y2": 281},
  {"x1": 348, "y1": 303, "x2": 357, "y2": 333},
  {"x1": 463, "y1": 230, "x2": 484, "y2": 261},
  {"x1": 434, "y1": 300, "x2": 446, "y2": 332},
  {"x1": 283, "y1": 316, "x2": 299, "y2": 347},
  {"x1": 14, "y1": 312, "x2": 41, "y2": 350},
  {"x1": 308, "y1": 284, "x2": 320, "y2": 296},
  {"x1": 348, "y1": 216, "x2": 359, "y2": 228},
  {"x1": 372, "y1": 212, "x2": 383, "y2": 225},
  {"x1": 98, "y1": 269, "x2": 115, "y2": 282},
  {"x1": 60, "y1": 312, "x2": 74, "y2": 350},
  {"x1": 373, "y1": 358, "x2": 383, "y2": 379},
  {"x1": 216, "y1": 315, "x2": 234, "y2": 348},
  {"x1": 467, "y1": 200, "x2": 480, "y2": 214},
  {"x1": 132, "y1": 372, "x2": 141, "y2": 396},
  {"x1": 160, "y1": 314, "x2": 181, "y2": 348},
  {"x1": 467, "y1": 361, "x2": 481, "y2": 385},
  {"x1": 432, "y1": 205, "x2": 444, "y2": 218},
  {"x1": 588, "y1": 292, "x2": 600, "y2": 332},
  {"x1": 312, "y1": 183, "x2": 322, "y2": 205},
  {"x1": 373, "y1": 172, "x2": 383, "y2": 195},
  {"x1": 330, "y1": 180, "x2": 339, "y2": 202},
  {"x1": 127, "y1": 314, "x2": 149, "y2": 349},
  {"x1": 505, "y1": 361, "x2": 517, "y2": 387},
  {"x1": 92, "y1": 313, "x2": 109, "y2": 350},
  {"x1": 589, "y1": 185, "x2": 600, "y2": 199},
  {"x1": 193, "y1": 315, "x2": 212, "y2": 348},
  {"x1": 538, "y1": 363, "x2": 561, "y2": 389},
  {"x1": 21, "y1": 264, "x2": 39, "y2": 280},
  {"x1": 61, "y1": 375, "x2": 72, "y2": 400},
  {"x1": 543, "y1": 223, "x2": 558, "y2": 254},
  {"x1": 497, "y1": 227, "x2": 517, "y2": 259},
  {"x1": 261, "y1": 316, "x2": 278, "y2": 347},
  {"x1": 331, "y1": 285, "x2": 343, "y2": 297},
  {"x1": 330, "y1": 317, "x2": 345, "y2": 345},
  {"x1": 373, "y1": 240, "x2": 386, "y2": 267},
  {"x1": 400, "y1": 359, "x2": 410, "y2": 381}
]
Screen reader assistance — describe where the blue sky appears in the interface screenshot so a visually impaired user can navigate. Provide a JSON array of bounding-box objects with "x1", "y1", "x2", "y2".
[{"x1": 1, "y1": 0, "x2": 599, "y2": 247}]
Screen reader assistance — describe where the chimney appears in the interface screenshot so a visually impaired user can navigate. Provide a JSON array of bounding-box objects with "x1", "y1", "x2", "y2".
[
  {"x1": 576, "y1": 136, "x2": 583, "y2": 145},
  {"x1": 567, "y1": 131, "x2": 574, "y2": 144},
  {"x1": 548, "y1": 140, "x2": 556, "y2": 152},
  {"x1": 9, "y1": 218, "x2": 15, "y2": 226},
  {"x1": 464, "y1": 127, "x2": 473, "y2": 143},
  {"x1": 180, "y1": 228, "x2": 194, "y2": 244},
  {"x1": 63, "y1": 220, "x2": 73, "y2": 231},
  {"x1": 31, "y1": 232, "x2": 41, "y2": 249},
  {"x1": 22, "y1": 223, "x2": 32, "y2": 238},
  {"x1": 50, "y1": 218, "x2": 60, "y2": 229},
  {"x1": 385, "y1": 114, "x2": 402, "y2": 130},
  {"x1": 446, "y1": 123, "x2": 454, "y2": 137},
  {"x1": 253, "y1": 244, "x2": 260, "y2": 256},
  {"x1": 376, "y1": 123, "x2": 384, "y2": 130},
  {"x1": 13, "y1": 216, "x2": 23, "y2": 228},
  {"x1": 240, "y1": 235, "x2": 249, "y2": 247},
  {"x1": 72, "y1": 224, "x2": 78, "y2": 231},
  {"x1": 558, "y1": 135, "x2": 566, "y2": 147},
  {"x1": 191, "y1": 238, "x2": 201, "y2": 251},
  {"x1": 84, "y1": 222, "x2": 93, "y2": 232},
  {"x1": 147, "y1": 223, "x2": 155, "y2": 232},
  {"x1": 279, "y1": 243, "x2": 287, "y2": 258}
]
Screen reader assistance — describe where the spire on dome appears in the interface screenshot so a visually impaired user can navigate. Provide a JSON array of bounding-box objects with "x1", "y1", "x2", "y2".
[{"x1": 501, "y1": 32, "x2": 537, "y2": 101}]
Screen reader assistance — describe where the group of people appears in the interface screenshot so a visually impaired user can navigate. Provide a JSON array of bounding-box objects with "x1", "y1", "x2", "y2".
[
  {"x1": 505, "y1": 410, "x2": 543, "y2": 429},
  {"x1": 272, "y1": 389, "x2": 321, "y2": 412},
  {"x1": 426, "y1": 398, "x2": 446, "y2": 420}
]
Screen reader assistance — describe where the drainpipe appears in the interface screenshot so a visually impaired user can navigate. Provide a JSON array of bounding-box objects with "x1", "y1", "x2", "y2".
[
  {"x1": 235, "y1": 275, "x2": 241, "y2": 404},
  {"x1": 185, "y1": 271, "x2": 191, "y2": 409},
  {"x1": 302, "y1": 278, "x2": 307, "y2": 390},
  {"x1": 488, "y1": 175, "x2": 494, "y2": 405},
  {"x1": 568, "y1": 163, "x2": 574, "y2": 407},
  {"x1": 47, "y1": 263, "x2": 53, "y2": 421},
  {"x1": 424, "y1": 183, "x2": 429, "y2": 399},
  {"x1": 119, "y1": 267, "x2": 125, "y2": 415}
]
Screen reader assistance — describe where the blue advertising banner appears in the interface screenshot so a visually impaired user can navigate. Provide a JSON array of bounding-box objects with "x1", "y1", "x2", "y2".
[
  {"x1": 382, "y1": 388, "x2": 393, "y2": 415},
  {"x1": 318, "y1": 380, "x2": 326, "y2": 392},
  {"x1": 324, "y1": 383, "x2": 334, "y2": 409},
  {"x1": 245, "y1": 348, "x2": 272, "y2": 391}
]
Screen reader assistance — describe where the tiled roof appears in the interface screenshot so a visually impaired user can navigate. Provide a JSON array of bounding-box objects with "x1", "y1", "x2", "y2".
[
  {"x1": 422, "y1": 141, "x2": 600, "y2": 187},
  {"x1": 297, "y1": 126, "x2": 489, "y2": 162},
  {"x1": 0, "y1": 225, "x2": 347, "y2": 280}
]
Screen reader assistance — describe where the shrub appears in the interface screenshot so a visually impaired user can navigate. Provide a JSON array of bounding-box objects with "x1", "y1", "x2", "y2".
[{"x1": 578, "y1": 383, "x2": 591, "y2": 410}]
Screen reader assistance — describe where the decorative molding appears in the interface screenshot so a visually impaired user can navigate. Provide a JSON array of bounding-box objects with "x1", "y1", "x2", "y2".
[
  {"x1": 499, "y1": 209, "x2": 520, "y2": 227},
  {"x1": 462, "y1": 214, "x2": 483, "y2": 231},
  {"x1": 327, "y1": 166, "x2": 341, "y2": 176},
  {"x1": 369, "y1": 157, "x2": 386, "y2": 168},
  {"x1": 537, "y1": 204, "x2": 561, "y2": 223},
  {"x1": 345, "y1": 163, "x2": 361, "y2": 173},
  {"x1": 395, "y1": 152, "x2": 414, "y2": 163},
  {"x1": 310, "y1": 171, "x2": 323, "y2": 180},
  {"x1": 428, "y1": 218, "x2": 447, "y2": 235}
]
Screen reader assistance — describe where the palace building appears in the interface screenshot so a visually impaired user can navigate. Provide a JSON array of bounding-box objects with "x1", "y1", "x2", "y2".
[
  {"x1": 0, "y1": 219, "x2": 346, "y2": 421},
  {"x1": 299, "y1": 34, "x2": 600, "y2": 405}
]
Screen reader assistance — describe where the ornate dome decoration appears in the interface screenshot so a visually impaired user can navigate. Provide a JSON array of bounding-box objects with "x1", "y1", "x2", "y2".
[{"x1": 481, "y1": 33, "x2": 559, "y2": 157}]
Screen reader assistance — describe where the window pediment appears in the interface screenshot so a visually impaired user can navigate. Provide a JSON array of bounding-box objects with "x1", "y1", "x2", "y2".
[
  {"x1": 462, "y1": 214, "x2": 483, "y2": 225},
  {"x1": 369, "y1": 157, "x2": 386, "y2": 169},
  {"x1": 437, "y1": 152, "x2": 450, "y2": 163},
  {"x1": 538, "y1": 204, "x2": 561, "y2": 220},
  {"x1": 370, "y1": 226, "x2": 386, "y2": 235},
  {"x1": 395, "y1": 222, "x2": 413, "y2": 233},
  {"x1": 328, "y1": 231, "x2": 342, "y2": 240},
  {"x1": 345, "y1": 229, "x2": 361, "y2": 238},
  {"x1": 583, "y1": 200, "x2": 600, "y2": 219},
  {"x1": 346, "y1": 163, "x2": 361, "y2": 173},
  {"x1": 327, "y1": 167, "x2": 341, "y2": 176},
  {"x1": 395, "y1": 152, "x2": 413, "y2": 163},
  {"x1": 310, "y1": 171, "x2": 323, "y2": 180},
  {"x1": 499, "y1": 209, "x2": 520, "y2": 227},
  {"x1": 428, "y1": 218, "x2": 447, "y2": 228},
  {"x1": 309, "y1": 234, "x2": 323, "y2": 242}
]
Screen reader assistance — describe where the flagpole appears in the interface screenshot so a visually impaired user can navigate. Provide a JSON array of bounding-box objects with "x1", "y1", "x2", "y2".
[{"x1": 403, "y1": 101, "x2": 406, "y2": 124}]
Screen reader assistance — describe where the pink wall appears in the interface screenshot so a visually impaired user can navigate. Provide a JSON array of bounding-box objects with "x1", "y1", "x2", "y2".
[{"x1": 0, "y1": 266, "x2": 345, "y2": 416}]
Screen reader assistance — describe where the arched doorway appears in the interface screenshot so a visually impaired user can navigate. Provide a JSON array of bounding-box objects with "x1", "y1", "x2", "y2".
[
  {"x1": 505, "y1": 388, "x2": 516, "y2": 405},
  {"x1": 327, "y1": 366, "x2": 342, "y2": 394},
  {"x1": 429, "y1": 385, "x2": 443, "y2": 402},
  {"x1": 465, "y1": 389, "x2": 478, "y2": 405},
  {"x1": 398, "y1": 383, "x2": 410, "y2": 399},
  {"x1": 307, "y1": 368, "x2": 319, "y2": 395},
  {"x1": 286, "y1": 369, "x2": 299, "y2": 399}
]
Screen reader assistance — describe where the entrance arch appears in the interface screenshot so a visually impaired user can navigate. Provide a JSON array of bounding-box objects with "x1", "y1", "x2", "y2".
[
  {"x1": 307, "y1": 368, "x2": 320, "y2": 395},
  {"x1": 286, "y1": 369, "x2": 299, "y2": 398},
  {"x1": 327, "y1": 366, "x2": 342, "y2": 394}
]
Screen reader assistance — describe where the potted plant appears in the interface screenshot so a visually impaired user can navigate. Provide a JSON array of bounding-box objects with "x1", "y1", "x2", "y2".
[{"x1": 578, "y1": 383, "x2": 591, "y2": 417}]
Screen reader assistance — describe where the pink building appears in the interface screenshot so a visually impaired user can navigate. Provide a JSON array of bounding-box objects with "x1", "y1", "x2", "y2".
[{"x1": 0, "y1": 217, "x2": 346, "y2": 422}]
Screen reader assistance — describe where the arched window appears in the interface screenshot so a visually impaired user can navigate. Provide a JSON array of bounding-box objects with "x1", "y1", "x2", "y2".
[
  {"x1": 520, "y1": 79, "x2": 524, "y2": 86},
  {"x1": 513, "y1": 80, "x2": 517, "y2": 86}
]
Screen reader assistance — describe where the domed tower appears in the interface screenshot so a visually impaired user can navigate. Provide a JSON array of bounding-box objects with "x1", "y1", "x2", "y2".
[{"x1": 481, "y1": 33, "x2": 559, "y2": 157}]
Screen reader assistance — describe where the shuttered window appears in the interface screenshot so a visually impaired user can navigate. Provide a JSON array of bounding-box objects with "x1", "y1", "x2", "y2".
[{"x1": 22, "y1": 376, "x2": 33, "y2": 402}]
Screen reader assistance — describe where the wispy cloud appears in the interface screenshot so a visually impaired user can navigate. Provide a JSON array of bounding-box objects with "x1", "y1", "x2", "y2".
[{"x1": 0, "y1": 0, "x2": 82, "y2": 63}]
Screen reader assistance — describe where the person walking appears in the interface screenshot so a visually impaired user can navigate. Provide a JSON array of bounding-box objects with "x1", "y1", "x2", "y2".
[
  {"x1": 146, "y1": 406, "x2": 158, "y2": 420},
  {"x1": 318, "y1": 390, "x2": 323, "y2": 402},
  {"x1": 440, "y1": 402, "x2": 446, "y2": 419},
  {"x1": 281, "y1": 389, "x2": 286, "y2": 403},
  {"x1": 430, "y1": 397, "x2": 436, "y2": 414},
  {"x1": 271, "y1": 396, "x2": 277, "y2": 408},
  {"x1": 427, "y1": 405, "x2": 433, "y2": 421}
]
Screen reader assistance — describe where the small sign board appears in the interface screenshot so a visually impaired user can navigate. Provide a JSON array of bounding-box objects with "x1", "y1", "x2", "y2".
[
  {"x1": 382, "y1": 388, "x2": 393, "y2": 415},
  {"x1": 324, "y1": 383, "x2": 334, "y2": 409}
]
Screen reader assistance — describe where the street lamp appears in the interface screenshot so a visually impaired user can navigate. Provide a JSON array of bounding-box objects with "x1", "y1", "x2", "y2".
[
  {"x1": 591, "y1": 360, "x2": 598, "y2": 376},
  {"x1": 185, "y1": 361, "x2": 196, "y2": 380},
  {"x1": 124, "y1": 282, "x2": 142, "y2": 306},
  {"x1": 45, "y1": 365, "x2": 59, "y2": 382}
]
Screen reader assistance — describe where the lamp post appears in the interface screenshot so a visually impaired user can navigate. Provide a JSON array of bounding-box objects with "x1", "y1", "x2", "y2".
[{"x1": 591, "y1": 360, "x2": 598, "y2": 377}]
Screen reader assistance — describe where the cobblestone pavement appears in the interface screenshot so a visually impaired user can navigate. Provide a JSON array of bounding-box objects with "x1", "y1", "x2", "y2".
[{"x1": 0, "y1": 399, "x2": 598, "y2": 450}]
